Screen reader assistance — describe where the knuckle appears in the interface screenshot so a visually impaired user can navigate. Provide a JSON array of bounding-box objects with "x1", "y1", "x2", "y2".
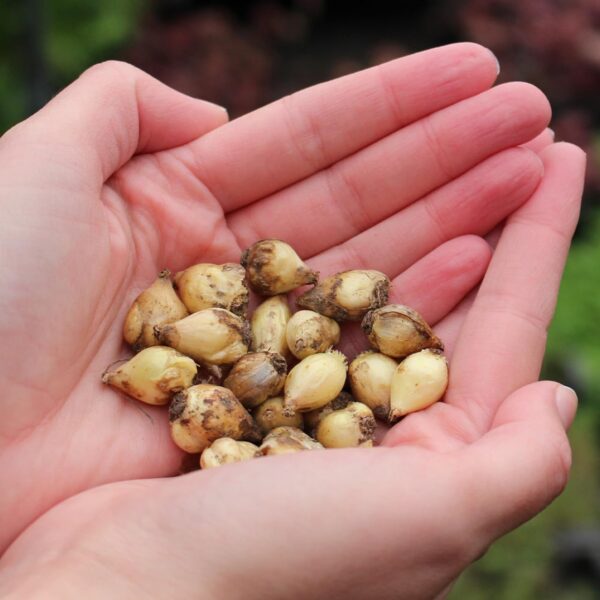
[
  {"x1": 80, "y1": 60, "x2": 139, "y2": 83},
  {"x1": 281, "y1": 92, "x2": 328, "y2": 171},
  {"x1": 419, "y1": 116, "x2": 455, "y2": 180},
  {"x1": 0, "y1": 119, "x2": 28, "y2": 146},
  {"x1": 325, "y1": 165, "x2": 371, "y2": 238}
]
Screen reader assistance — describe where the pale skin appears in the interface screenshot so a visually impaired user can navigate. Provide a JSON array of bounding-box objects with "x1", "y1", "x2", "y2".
[{"x1": 0, "y1": 43, "x2": 586, "y2": 598}]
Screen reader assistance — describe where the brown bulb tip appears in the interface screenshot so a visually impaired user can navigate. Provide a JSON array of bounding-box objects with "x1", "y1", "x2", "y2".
[
  {"x1": 241, "y1": 320, "x2": 252, "y2": 348},
  {"x1": 169, "y1": 392, "x2": 187, "y2": 422},
  {"x1": 270, "y1": 352, "x2": 288, "y2": 374},
  {"x1": 305, "y1": 269, "x2": 319, "y2": 285},
  {"x1": 431, "y1": 339, "x2": 445, "y2": 352},
  {"x1": 154, "y1": 324, "x2": 172, "y2": 345},
  {"x1": 240, "y1": 419, "x2": 263, "y2": 444},
  {"x1": 361, "y1": 311, "x2": 374, "y2": 334},
  {"x1": 240, "y1": 248, "x2": 250, "y2": 268}
]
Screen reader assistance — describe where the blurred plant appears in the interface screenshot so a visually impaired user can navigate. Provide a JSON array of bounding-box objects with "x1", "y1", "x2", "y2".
[
  {"x1": 452, "y1": 0, "x2": 600, "y2": 217},
  {"x1": 1, "y1": 2, "x2": 599, "y2": 597},
  {"x1": 126, "y1": 1, "x2": 327, "y2": 118},
  {"x1": 452, "y1": 203, "x2": 600, "y2": 598},
  {"x1": 0, "y1": 0, "x2": 143, "y2": 133},
  {"x1": 545, "y1": 208, "x2": 600, "y2": 420},
  {"x1": 451, "y1": 408, "x2": 600, "y2": 599},
  {"x1": 0, "y1": 4, "x2": 28, "y2": 131},
  {"x1": 123, "y1": 0, "x2": 600, "y2": 216},
  {"x1": 46, "y1": 0, "x2": 142, "y2": 75}
]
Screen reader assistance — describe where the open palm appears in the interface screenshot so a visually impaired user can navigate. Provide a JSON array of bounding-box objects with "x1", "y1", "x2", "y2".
[{"x1": 0, "y1": 44, "x2": 585, "y2": 598}]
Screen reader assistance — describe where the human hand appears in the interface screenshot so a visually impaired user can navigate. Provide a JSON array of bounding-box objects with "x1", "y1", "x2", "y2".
[
  {"x1": 0, "y1": 42, "x2": 569, "y2": 585},
  {"x1": 0, "y1": 135, "x2": 585, "y2": 600}
]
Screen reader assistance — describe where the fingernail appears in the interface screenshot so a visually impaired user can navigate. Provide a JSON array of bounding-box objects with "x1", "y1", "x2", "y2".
[
  {"x1": 203, "y1": 100, "x2": 229, "y2": 118},
  {"x1": 548, "y1": 127, "x2": 555, "y2": 141},
  {"x1": 486, "y1": 48, "x2": 500, "y2": 75},
  {"x1": 554, "y1": 385, "x2": 578, "y2": 429}
]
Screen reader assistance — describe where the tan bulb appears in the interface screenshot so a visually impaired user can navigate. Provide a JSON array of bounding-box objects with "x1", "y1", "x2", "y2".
[
  {"x1": 303, "y1": 391, "x2": 354, "y2": 434},
  {"x1": 200, "y1": 438, "x2": 260, "y2": 469},
  {"x1": 174, "y1": 263, "x2": 248, "y2": 316},
  {"x1": 389, "y1": 349, "x2": 448, "y2": 421},
  {"x1": 223, "y1": 352, "x2": 287, "y2": 409},
  {"x1": 123, "y1": 270, "x2": 189, "y2": 351},
  {"x1": 250, "y1": 295, "x2": 292, "y2": 357},
  {"x1": 362, "y1": 304, "x2": 443, "y2": 359},
  {"x1": 156, "y1": 308, "x2": 250, "y2": 365},
  {"x1": 297, "y1": 270, "x2": 389, "y2": 321},
  {"x1": 253, "y1": 396, "x2": 304, "y2": 435},
  {"x1": 348, "y1": 351, "x2": 397, "y2": 420},
  {"x1": 315, "y1": 402, "x2": 376, "y2": 448},
  {"x1": 259, "y1": 426, "x2": 323, "y2": 456},
  {"x1": 283, "y1": 350, "x2": 348, "y2": 415},
  {"x1": 242, "y1": 239, "x2": 318, "y2": 295},
  {"x1": 169, "y1": 384, "x2": 261, "y2": 453},
  {"x1": 101, "y1": 346, "x2": 196, "y2": 405},
  {"x1": 285, "y1": 310, "x2": 340, "y2": 359}
]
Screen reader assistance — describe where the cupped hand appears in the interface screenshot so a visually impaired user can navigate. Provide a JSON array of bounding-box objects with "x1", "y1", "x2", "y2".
[{"x1": 0, "y1": 43, "x2": 582, "y2": 597}]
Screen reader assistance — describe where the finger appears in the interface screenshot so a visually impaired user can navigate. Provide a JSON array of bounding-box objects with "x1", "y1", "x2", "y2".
[
  {"x1": 381, "y1": 292, "x2": 479, "y2": 453},
  {"x1": 229, "y1": 83, "x2": 550, "y2": 256},
  {"x1": 181, "y1": 43, "x2": 499, "y2": 211},
  {"x1": 447, "y1": 142, "x2": 586, "y2": 430},
  {"x1": 1, "y1": 448, "x2": 485, "y2": 600},
  {"x1": 521, "y1": 127, "x2": 555, "y2": 153},
  {"x1": 0, "y1": 61, "x2": 228, "y2": 185},
  {"x1": 335, "y1": 236, "x2": 491, "y2": 358},
  {"x1": 302, "y1": 147, "x2": 542, "y2": 274},
  {"x1": 461, "y1": 382, "x2": 575, "y2": 543}
]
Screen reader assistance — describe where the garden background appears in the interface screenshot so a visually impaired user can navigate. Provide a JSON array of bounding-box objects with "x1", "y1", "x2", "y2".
[{"x1": 2, "y1": 1, "x2": 599, "y2": 596}]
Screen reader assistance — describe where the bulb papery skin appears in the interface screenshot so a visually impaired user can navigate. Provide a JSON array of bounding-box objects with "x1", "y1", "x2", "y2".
[
  {"x1": 283, "y1": 351, "x2": 348, "y2": 415},
  {"x1": 200, "y1": 438, "x2": 260, "y2": 469},
  {"x1": 315, "y1": 402, "x2": 376, "y2": 448},
  {"x1": 303, "y1": 391, "x2": 354, "y2": 435},
  {"x1": 253, "y1": 396, "x2": 304, "y2": 434},
  {"x1": 174, "y1": 263, "x2": 248, "y2": 316},
  {"x1": 156, "y1": 308, "x2": 250, "y2": 365},
  {"x1": 169, "y1": 384, "x2": 261, "y2": 453},
  {"x1": 259, "y1": 426, "x2": 323, "y2": 456},
  {"x1": 251, "y1": 295, "x2": 292, "y2": 358},
  {"x1": 389, "y1": 349, "x2": 449, "y2": 421},
  {"x1": 297, "y1": 270, "x2": 390, "y2": 322},
  {"x1": 286, "y1": 310, "x2": 340, "y2": 359},
  {"x1": 349, "y1": 351, "x2": 397, "y2": 420},
  {"x1": 362, "y1": 304, "x2": 443, "y2": 359},
  {"x1": 123, "y1": 270, "x2": 189, "y2": 351},
  {"x1": 241, "y1": 239, "x2": 318, "y2": 295},
  {"x1": 223, "y1": 352, "x2": 287, "y2": 409},
  {"x1": 102, "y1": 346, "x2": 197, "y2": 405}
]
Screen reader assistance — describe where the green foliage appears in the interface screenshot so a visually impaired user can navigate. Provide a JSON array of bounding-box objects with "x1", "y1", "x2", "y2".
[
  {"x1": 546, "y1": 211, "x2": 600, "y2": 412},
  {"x1": 452, "y1": 415, "x2": 600, "y2": 598},
  {"x1": 46, "y1": 0, "x2": 142, "y2": 77},
  {"x1": 453, "y1": 222, "x2": 600, "y2": 598},
  {"x1": 0, "y1": 0, "x2": 143, "y2": 132},
  {"x1": 0, "y1": 5, "x2": 26, "y2": 132},
  {"x1": 1, "y1": 2, "x2": 598, "y2": 596},
  {"x1": 0, "y1": 61, "x2": 26, "y2": 131}
]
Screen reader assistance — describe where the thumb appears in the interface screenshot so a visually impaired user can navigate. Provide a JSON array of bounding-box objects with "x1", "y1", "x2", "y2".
[
  {"x1": 462, "y1": 381, "x2": 577, "y2": 543},
  {"x1": 1, "y1": 61, "x2": 228, "y2": 184}
]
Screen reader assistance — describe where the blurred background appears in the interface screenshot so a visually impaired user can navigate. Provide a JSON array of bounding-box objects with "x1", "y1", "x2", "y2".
[{"x1": 2, "y1": 0, "x2": 600, "y2": 596}]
